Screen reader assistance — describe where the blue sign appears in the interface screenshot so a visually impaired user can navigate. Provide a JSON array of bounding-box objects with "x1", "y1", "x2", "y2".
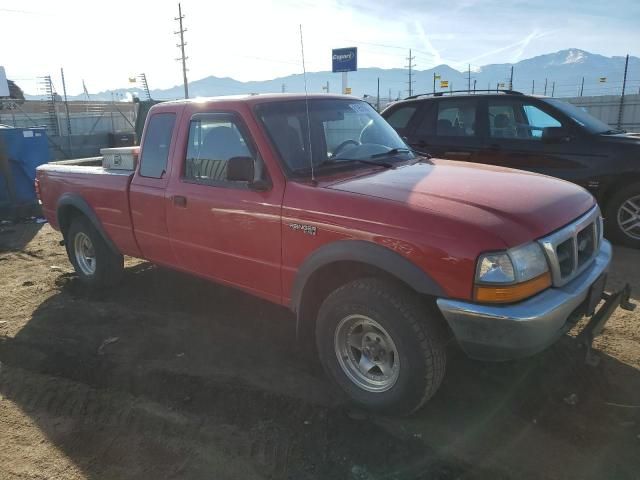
[{"x1": 332, "y1": 47, "x2": 357, "y2": 73}]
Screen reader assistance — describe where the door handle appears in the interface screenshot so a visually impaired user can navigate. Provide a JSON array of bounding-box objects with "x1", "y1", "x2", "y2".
[{"x1": 172, "y1": 195, "x2": 187, "y2": 208}]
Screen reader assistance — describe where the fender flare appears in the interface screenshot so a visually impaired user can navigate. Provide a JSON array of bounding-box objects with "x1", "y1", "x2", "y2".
[
  {"x1": 290, "y1": 239, "x2": 446, "y2": 315},
  {"x1": 56, "y1": 193, "x2": 119, "y2": 254}
]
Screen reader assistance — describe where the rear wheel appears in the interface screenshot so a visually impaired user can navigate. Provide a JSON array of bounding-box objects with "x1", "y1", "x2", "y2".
[
  {"x1": 66, "y1": 217, "x2": 123, "y2": 288},
  {"x1": 606, "y1": 183, "x2": 640, "y2": 249},
  {"x1": 316, "y1": 278, "x2": 447, "y2": 416}
]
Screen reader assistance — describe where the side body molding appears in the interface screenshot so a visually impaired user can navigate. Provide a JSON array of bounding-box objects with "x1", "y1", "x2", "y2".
[
  {"x1": 56, "y1": 193, "x2": 119, "y2": 254},
  {"x1": 289, "y1": 240, "x2": 446, "y2": 314}
]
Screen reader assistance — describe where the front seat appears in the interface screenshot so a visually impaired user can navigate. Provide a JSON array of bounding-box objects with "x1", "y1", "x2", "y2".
[
  {"x1": 197, "y1": 126, "x2": 250, "y2": 180},
  {"x1": 493, "y1": 113, "x2": 515, "y2": 138}
]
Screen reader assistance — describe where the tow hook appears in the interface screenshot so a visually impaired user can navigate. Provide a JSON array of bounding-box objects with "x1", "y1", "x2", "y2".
[{"x1": 578, "y1": 284, "x2": 635, "y2": 366}]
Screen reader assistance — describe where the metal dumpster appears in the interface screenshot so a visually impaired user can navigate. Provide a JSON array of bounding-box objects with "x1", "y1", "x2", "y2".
[{"x1": 0, "y1": 126, "x2": 50, "y2": 218}]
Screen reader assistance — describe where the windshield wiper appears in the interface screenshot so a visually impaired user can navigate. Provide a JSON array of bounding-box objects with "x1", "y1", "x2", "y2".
[
  {"x1": 317, "y1": 157, "x2": 395, "y2": 169},
  {"x1": 600, "y1": 128, "x2": 626, "y2": 135},
  {"x1": 370, "y1": 147, "x2": 412, "y2": 159}
]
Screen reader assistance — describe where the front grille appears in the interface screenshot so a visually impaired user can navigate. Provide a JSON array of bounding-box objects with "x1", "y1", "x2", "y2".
[
  {"x1": 556, "y1": 238, "x2": 575, "y2": 277},
  {"x1": 577, "y1": 223, "x2": 596, "y2": 267},
  {"x1": 538, "y1": 206, "x2": 602, "y2": 287}
]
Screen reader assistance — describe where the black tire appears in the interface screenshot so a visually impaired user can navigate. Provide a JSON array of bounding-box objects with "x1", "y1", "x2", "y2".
[
  {"x1": 316, "y1": 278, "x2": 447, "y2": 416},
  {"x1": 605, "y1": 183, "x2": 640, "y2": 249},
  {"x1": 66, "y1": 216, "x2": 124, "y2": 288}
]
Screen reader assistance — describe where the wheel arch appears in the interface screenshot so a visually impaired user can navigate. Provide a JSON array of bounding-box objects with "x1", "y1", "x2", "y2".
[
  {"x1": 56, "y1": 194, "x2": 119, "y2": 254},
  {"x1": 601, "y1": 174, "x2": 640, "y2": 210},
  {"x1": 290, "y1": 240, "x2": 446, "y2": 344}
]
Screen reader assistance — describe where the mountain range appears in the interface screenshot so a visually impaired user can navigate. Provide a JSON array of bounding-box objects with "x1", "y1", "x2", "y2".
[{"x1": 25, "y1": 49, "x2": 640, "y2": 102}]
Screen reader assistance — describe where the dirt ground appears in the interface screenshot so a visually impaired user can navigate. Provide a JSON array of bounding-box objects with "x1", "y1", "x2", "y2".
[{"x1": 0, "y1": 222, "x2": 638, "y2": 480}]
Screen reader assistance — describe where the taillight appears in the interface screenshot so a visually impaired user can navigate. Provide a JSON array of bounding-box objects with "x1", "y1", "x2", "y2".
[{"x1": 34, "y1": 178, "x2": 41, "y2": 201}]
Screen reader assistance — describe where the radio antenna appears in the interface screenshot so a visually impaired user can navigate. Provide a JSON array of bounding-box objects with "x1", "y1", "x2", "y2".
[{"x1": 299, "y1": 24, "x2": 315, "y2": 183}]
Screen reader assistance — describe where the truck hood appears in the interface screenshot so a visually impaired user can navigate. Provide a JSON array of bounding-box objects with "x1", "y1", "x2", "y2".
[{"x1": 326, "y1": 159, "x2": 596, "y2": 247}]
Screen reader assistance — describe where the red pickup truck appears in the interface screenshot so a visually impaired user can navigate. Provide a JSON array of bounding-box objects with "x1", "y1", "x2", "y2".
[{"x1": 36, "y1": 94, "x2": 633, "y2": 415}]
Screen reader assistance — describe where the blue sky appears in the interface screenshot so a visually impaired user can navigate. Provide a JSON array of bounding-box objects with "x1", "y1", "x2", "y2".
[{"x1": 2, "y1": 0, "x2": 638, "y2": 95}]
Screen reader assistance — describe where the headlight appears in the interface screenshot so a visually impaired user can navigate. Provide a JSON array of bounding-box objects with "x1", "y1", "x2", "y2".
[{"x1": 475, "y1": 242, "x2": 551, "y2": 303}]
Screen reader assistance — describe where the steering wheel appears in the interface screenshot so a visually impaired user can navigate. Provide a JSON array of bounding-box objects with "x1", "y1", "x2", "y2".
[{"x1": 332, "y1": 139, "x2": 360, "y2": 157}]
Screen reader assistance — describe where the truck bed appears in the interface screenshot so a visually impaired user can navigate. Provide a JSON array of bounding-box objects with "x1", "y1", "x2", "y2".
[{"x1": 36, "y1": 164, "x2": 139, "y2": 256}]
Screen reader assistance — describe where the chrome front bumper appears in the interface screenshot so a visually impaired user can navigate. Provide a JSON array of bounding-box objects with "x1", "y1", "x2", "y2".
[{"x1": 437, "y1": 240, "x2": 613, "y2": 361}]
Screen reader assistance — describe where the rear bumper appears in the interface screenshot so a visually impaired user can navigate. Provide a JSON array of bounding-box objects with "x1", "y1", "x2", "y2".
[{"x1": 437, "y1": 240, "x2": 613, "y2": 361}]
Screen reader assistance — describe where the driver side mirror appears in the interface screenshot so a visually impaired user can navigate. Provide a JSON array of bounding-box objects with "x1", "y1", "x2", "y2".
[
  {"x1": 226, "y1": 156, "x2": 270, "y2": 191},
  {"x1": 542, "y1": 126, "x2": 571, "y2": 143}
]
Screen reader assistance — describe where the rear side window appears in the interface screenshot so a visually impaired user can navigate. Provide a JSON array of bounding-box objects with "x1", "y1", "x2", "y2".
[
  {"x1": 385, "y1": 105, "x2": 417, "y2": 130},
  {"x1": 139, "y1": 113, "x2": 176, "y2": 178},
  {"x1": 435, "y1": 100, "x2": 477, "y2": 137}
]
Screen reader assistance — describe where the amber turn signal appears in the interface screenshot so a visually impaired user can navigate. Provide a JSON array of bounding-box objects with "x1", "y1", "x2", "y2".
[{"x1": 474, "y1": 272, "x2": 552, "y2": 304}]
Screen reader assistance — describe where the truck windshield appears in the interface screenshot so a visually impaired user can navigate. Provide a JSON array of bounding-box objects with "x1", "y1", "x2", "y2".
[
  {"x1": 256, "y1": 99, "x2": 415, "y2": 175},
  {"x1": 543, "y1": 98, "x2": 613, "y2": 134}
]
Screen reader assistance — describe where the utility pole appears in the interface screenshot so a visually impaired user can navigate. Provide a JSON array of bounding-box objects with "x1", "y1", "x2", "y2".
[
  {"x1": 544, "y1": 78, "x2": 548, "y2": 96},
  {"x1": 509, "y1": 65, "x2": 514, "y2": 90},
  {"x1": 322, "y1": 81, "x2": 329, "y2": 93},
  {"x1": 281, "y1": 83, "x2": 286, "y2": 93},
  {"x1": 532, "y1": 79, "x2": 535, "y2": 94},
  {"x1": 433, "y1": 73, "x2": 437, "y2": 94},
  {"x1": 473, "y1": 79, "x2": 476, "y2": 93},
  {"x1": 467, "y1": 64, "x2": 471, "y2": 93},
  {"x1": 174, "y1": 3, "x2": 189, "y2": 99},
  {"x1": 617, "y1": 54, "x2": 629, "y2": 129},
  {"x1": 580, "y1": 77, "x2": 584, "y2": 97},
  {"x1": 406, "y1": 49, "x2": 416, "y2": 97},
  {"x1": 551, "y1": 81, "x2": 555, "y2": 97},
  {"x1": 376, "y1": 77, "x2": 380, "y2": 112}
]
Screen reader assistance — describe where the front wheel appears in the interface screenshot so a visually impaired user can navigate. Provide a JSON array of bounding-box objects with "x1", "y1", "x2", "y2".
[
  {"x1": 605, "y1": 183, "x2": 640, "y2": 249},
  {"x1": 316, "y1": 278, "x2": 447, "y2": 416},
  {"x1": 66, "y1": 217, "x2": 124, "y2": 288}
]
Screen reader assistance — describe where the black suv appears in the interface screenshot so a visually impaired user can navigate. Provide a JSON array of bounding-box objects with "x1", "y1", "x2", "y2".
[{"x1": 381, "y1": 90, "x2": 640, "y2": 248}]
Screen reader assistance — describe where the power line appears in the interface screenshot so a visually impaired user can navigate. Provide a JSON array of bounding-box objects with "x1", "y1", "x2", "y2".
[{"x1": 174, "y1": 3, "x2": 189, "y2": 99}]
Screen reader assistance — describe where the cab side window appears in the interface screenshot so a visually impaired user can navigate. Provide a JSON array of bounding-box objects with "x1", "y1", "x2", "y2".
[
  {"x1": 139, "y1": 113, "x2": 176, "y2": 178},
  {"x1": 184, "y1": 115, "x2": 255, "y2": 185}
]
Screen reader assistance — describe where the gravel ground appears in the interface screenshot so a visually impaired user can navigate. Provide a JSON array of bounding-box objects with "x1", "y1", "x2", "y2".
[{"x1": 0, "y1": 222, "x2": 638, "y2": 480}]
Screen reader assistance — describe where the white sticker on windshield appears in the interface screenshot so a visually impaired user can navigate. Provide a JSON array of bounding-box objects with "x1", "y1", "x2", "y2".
[{"x1": 348, "y1": 103, "x2": 370, "y2": 114}]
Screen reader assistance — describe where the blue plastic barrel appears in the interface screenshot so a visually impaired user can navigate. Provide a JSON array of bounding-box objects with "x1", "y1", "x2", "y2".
[{"x1": 0, "y1": 127, "x2": 49, "y2": 208}]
